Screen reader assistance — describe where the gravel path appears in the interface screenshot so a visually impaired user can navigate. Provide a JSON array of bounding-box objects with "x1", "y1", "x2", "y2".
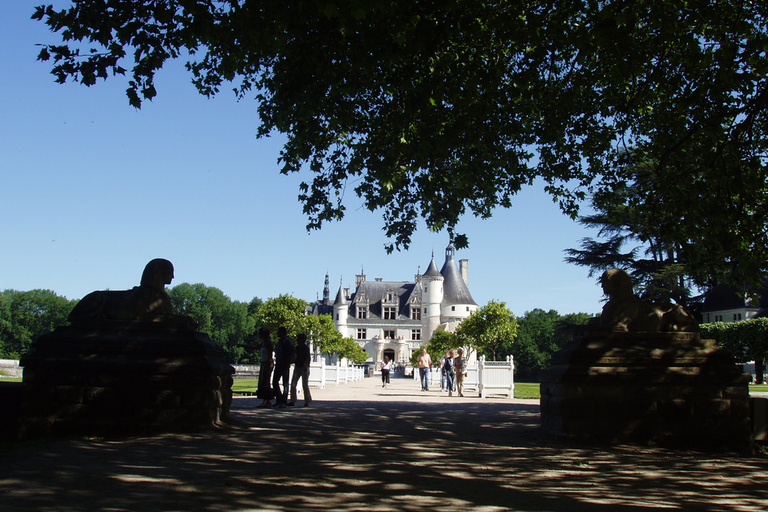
[{"x1": 1, "y1": 376, "x2": 766, "y2": 511}]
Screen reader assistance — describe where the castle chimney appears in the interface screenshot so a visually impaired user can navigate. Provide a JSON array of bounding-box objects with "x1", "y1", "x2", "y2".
[{"x1": 459, "y1": 259, "x2": 469, "y2": 287}]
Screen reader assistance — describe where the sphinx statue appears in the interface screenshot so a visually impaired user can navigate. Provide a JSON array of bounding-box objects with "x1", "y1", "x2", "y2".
[
  {"x1": 68, "y1": 258, "x2": 188, "y2": 325},
  {"x1": 599, "y1": 268, "x2": 698, "y2": 332},
  {"x1": 20, "y1": 259, "x2": 230, "y2": 438},
  {"x1": 540, "y1": 269, "x2": 752, "y2": 453}
]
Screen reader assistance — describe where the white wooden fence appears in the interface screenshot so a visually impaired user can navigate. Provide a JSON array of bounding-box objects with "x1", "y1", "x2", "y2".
[
  {"x1": 413, "y1": 355, "x2": 515, "y2": 398},
  {"x1": 477, "y1": 355, "x2": 515, "y2": 398},
  {"x1": 305, "y1": 360, "x2": 365, "y2": 388},
  {"x1": 233, "y1": 361, "x2": 365, "y2": 389}
]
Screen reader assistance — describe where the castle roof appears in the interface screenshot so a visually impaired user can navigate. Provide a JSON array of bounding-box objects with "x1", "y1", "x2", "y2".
[
  {"x1": 351, "y1": 280, "x2": 418, "y2": 319},
  {"x1": 334, "y1": 284, "x2": 347, "y2": 306},
  {"x1": 440, "y1": 244, "x2": 476, "y2": 305},
  {"x1": 702, "y1": 282, "x2": 768, "y2": 313},
  {"x1": 311, "y1": 243, "x2": 477, "y2": 318},
  {"x1": 423, "y1": 256, "x2": 442, "y2": 278}
]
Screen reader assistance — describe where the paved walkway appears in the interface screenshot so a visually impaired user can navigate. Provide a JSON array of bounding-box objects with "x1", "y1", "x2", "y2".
[{"x1": 1, "y1": 376, "x2": 767, "y2": 511}]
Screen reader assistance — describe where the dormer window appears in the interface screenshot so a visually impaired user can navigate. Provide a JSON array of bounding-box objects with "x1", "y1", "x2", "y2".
[{"x1": 383, "y1": 306, "x2": 397, "y2": 320}]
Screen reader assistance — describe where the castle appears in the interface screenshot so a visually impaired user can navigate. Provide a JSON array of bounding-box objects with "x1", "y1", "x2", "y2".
[{"x1": 309, "y1": 243, "x2": 479, "y2": 367}]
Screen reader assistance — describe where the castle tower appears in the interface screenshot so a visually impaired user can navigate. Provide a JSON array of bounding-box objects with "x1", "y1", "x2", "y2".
[
  {"x1": 333, "y1": 281, "x2": 349, "y2": 338},
  {"x1": 422, "y1": 253, "x2": 444, "y2": 342},
  {"x1": 440, "y1": 243, "x2": 478, "y2": 323}
]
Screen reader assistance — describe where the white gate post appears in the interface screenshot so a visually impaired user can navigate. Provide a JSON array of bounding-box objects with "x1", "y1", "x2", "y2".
[{"x1": 478, "y1": 355, "x2": 486, "y2": 398}]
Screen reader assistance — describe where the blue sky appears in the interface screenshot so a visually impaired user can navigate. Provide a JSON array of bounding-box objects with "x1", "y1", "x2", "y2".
[{"x1": 1, "y1": 3, "x2": 605, "y2": 316}]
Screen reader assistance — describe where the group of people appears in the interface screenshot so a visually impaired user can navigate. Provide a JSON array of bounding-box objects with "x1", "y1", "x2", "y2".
[
  {"x1": 240, "y1": 326, "x2": 312, "y2": 408},
  {"x1": 417, "y1": 347, "x2": 467, "y2": 396}
]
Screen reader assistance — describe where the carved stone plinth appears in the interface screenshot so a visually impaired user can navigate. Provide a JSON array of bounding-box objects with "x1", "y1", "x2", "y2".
[
  {"x1": 19, "y1": 321, "x2": 234, "y2": 437},
  {"x1": 540, "y1": 331, "x2": 753, "y2": 453}
]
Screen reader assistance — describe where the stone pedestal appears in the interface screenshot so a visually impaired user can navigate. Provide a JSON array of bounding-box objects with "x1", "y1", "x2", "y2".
[
  {"x1": 19, "y1": 321, "x2": 234, "y2": 438},
  {"x1": 540, "y1": 330, "x2": 753, "y2": 453}
]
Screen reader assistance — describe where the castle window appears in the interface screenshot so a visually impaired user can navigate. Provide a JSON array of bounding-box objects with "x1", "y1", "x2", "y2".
[
  {"x1": 386, "y1": 292, "x2": 395, "y2": 302},
  {"x1": 384, "y1": 330, "x2": 395, "y2": 339},
  {"x1": 356, "y1": 328, "x2": 367, "y2": 340},
  {"x1": 357, "y1": 306, "x2": 368, "y2": 319},
  {"x1": 451, "y1": 306, "x2": 456, "y2": 311},
  {"x1": 411, "y1": 329, "x2": 421, "y2": 341},
  {"x1": 383, "y1": 306, "x2": 397, "y2": 320},
  {"x1": 411, "y1": 307, "x2": 421, "y2": 320}
]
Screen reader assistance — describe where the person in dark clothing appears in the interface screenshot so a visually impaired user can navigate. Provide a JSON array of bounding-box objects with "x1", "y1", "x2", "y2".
[
  {"x1": 273, "y1": 326, "x2": 294, "y2": 408},
  {"x1": 381, "y1": 356, "x2": 392, "y2": 388},
  {"x1": 288, "y1": 333, "x2": 312, "y2": 407},
  {"x1": 237, "y1": 326, "x2": 274, "y2": 408},
  {"x1": 443, "y1": 350, "x2": 455, "y2": 397}
]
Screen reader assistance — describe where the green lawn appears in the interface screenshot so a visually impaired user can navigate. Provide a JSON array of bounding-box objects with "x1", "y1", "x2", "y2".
[
  {"x1": 514, "y1": 382, "x2": 541, "y2": 399},
  {"x1": 231, "y1": 379, "x2": 259, "y2": 394}
]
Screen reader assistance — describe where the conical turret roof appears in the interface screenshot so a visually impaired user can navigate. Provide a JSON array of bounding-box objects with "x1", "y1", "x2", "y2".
[
  {"x1": 440, "y1": 244, "x2": 476, "y2": 305},
  {"x1": 334, "y1": 283, "x2": 347, "y2": 305},
  {"x1": 423, "y1": 255, "x2": 442, "y2": 278}
]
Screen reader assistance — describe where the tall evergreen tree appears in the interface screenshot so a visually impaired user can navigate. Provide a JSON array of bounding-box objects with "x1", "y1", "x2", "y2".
[{"x1": 565, "y1": 162, "x2": 711, "y2": 309}]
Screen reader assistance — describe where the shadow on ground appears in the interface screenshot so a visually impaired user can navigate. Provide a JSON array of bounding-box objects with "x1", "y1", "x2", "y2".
[{"x1": 1, "y1": 397, "x2": 767, "y2": 511}]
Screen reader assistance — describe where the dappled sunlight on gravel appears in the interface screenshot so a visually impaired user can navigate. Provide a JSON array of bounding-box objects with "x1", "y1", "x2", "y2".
[{"x1": 1, "y1": 377, "x2": 766, "y2": 511}]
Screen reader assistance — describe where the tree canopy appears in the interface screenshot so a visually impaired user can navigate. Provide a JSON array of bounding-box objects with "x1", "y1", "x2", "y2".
[
  {"x1": 33, "y1": 1, "x2": 768, "y2": 284},
  {"x1": 564, "y1": 163, "x2": 707, "y2": 309},
  {"x1": 167, "y1": 282, "x2": 256, "y2": 362},
  {"x1": 513, "y1": 309, "x2": 592, "y2": 378},
  {"x1": 253, "y1": 294, "x2": 309, "y2": 336},
  {"x1": 456, "y1": 300, "x2": 518, "y2": 361},
  {"x1": 0, "y1": 289, "x2": 75, "y2": 359}
]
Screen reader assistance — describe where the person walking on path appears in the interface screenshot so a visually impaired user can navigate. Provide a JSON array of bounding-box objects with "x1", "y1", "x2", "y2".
[
  {"x1": 237, "y1": 326, "x2": 274, "y2": 408},
  {"x1": 273, "y1": 326, "x2": 294, "y2": 408},
  {"x1": 439, "y1": 352, "x2": 447, "y2": 391},
  {"x1": 441, "y1": 351, "x2": 452, "y2": 393},
  {"x1": 417, "y1": 348, "x2": 432, "y2": 391},
  {"x1": 454, "y1": 348, "x2": 466, "y2": 397},
  {"x1": 381, "y1": 356, "x2": 392, "y2": 388},
  {"x1": 289, "y1": 333, "x2": 312, "y2": 407},
  {"x1": 443, "y1": 350, "x2": 456, "y2": 397}
]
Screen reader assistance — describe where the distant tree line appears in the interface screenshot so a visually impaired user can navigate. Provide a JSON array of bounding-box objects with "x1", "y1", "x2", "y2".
[
  {"x1": 0, "y1": 289, "x2": 76, "y2": 359},
  {"x1": 0, "y1": 284, "x2": 367, "y2": 365}
]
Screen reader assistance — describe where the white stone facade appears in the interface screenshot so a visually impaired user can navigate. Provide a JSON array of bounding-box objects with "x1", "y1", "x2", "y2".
[{"x1": 308, "y1": 244, "x2": 478, "y2": 367}]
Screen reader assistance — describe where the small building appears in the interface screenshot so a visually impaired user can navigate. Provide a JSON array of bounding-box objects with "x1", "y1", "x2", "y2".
[
  {"x1": 308, "y1": 244, "x2": 479, "y2": 368},
  {"x1": 701, "y1": 283, "x2": 768, "y2": 324},
  {"x1": 701, "y1": 282, "x2": 768, "y2": 383}
]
